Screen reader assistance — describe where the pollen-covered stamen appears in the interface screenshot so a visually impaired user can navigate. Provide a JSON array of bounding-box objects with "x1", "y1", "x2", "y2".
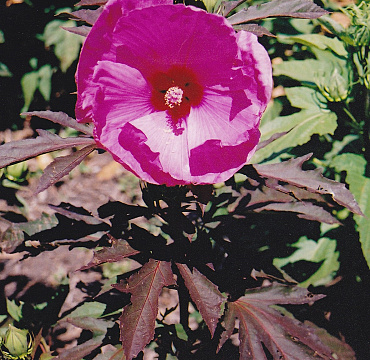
[{"x1": 164, "y1": 86, "x2": 184, "y2": 108}]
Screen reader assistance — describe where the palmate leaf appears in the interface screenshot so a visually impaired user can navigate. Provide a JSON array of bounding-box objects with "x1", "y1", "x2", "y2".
[
  {"x1": 0, "y1": 129, "x2": 95, "y2": 169},
  {"x1": 114, "y1": 259, "x2": 175, "y2": 360},
  {"x1": 251, "y1": 87, "x2": 337, "y2": 164},
  {"x1": 63, "y1": 25, "x2": 91, "y2": 37},
  {"x1": 252, "y1": 154, "x2": 363, "y2": 215},
  {"x1": 36, "y1": 143, "x2": 96, "y2": 193},
  {"x1": 227, "y1": 0, "x2": 328, "y2": 25},
  {"x1": 332, "y1": 153, "x2": 370, "y2": 267},
  {"x1": 176, "y1": 263, "x2": 226, "y2": 336},
  {"x1": 218, "y1": 283, "x2": 336, "y2": 360}
]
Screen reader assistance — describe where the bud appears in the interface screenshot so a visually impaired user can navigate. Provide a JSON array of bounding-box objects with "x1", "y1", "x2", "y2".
[
  {"x1": 0, "y1": 324, "x2": 33, "y2": 359},
  {"x1": 316, "y1": 67, "x2": 350, "y2": 102},
  {"x1": 5, "y1": 162, "x2": 28, "y2": 182}
]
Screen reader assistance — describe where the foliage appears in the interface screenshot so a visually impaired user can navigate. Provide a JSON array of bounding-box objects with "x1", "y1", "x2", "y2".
[{"x1": 0, "y1": 0, "x2": 369, "y2": 359}]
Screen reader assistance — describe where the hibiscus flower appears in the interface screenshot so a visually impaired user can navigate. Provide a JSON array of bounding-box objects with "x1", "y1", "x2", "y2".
[{"x1": 75, "y1": 0, "x2": 272, "y2": 185}]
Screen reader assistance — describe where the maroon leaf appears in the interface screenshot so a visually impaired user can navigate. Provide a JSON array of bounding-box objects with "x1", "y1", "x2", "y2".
[
  {"x1": 233, "y1": 24, "x2": 275, "y2": 37},
  {"x1": 75, "y1": 0, "x2": 107, "y2": 6},
  {"x1": 49, "y1": 203, "x2": 104, "y2": 225},
  {"x1": 36, "y1": 143, "x2": 96, "y2": 193},
  {"x1": 176, "y1": 263, "x2": 226, "y2": 336},
  {"x1": 219, "y1": 283, "x2": 336, "y2": 360},
  {"x1": 228, "y1": 0, "x2": 328, "y2": 25},
  {"x1": 253, "y1": 202, "x2": 340, "y2": 224},
  {"x1": 23, "y1": 111, "x2": 93, "y2": 135},
  {"x1": 80, "y1": 236, "x2": 140, "y2": 270},
  {"x1": 65, "y1": 7, "x2": 104, "y2": 25},
  {"x1": 0, "y1": 129, "x2": 95, "y2": 168},
  {"x1": 256, "y1": 132, "x2": 288, "y2": 151},
  {"x1": 115, "y1": 259, "x2": 175, "y2": 360},
  {"x1": 253, "y1": 154, "x2": 363, "y2": 215},
  {"x1": 62, "y1": 25, "x2": 91, "y2": 37},
  {"x1": 220, "y1": 0, "x2": 246, "y2": 17}
]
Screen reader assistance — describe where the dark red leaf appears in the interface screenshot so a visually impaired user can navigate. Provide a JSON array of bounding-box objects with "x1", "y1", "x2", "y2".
[
  {"x1": 253, "y1": 154, "x2": 363, "y2": 215},
  {"x1": 36, "y1": 143, "x2": 96, "y2": 193},
  {"x1": 220, "y1": 0, "x2": 246, "y2": 17},
  {"x1": 233, "y1": 23, "x2": 275, "y2": 37},
  {"x1": 23, "y1": 111, "x2": 93, "y2": 135},
  {"x1": 219, "y1": 283, "x2": 336, "y2": 360},
  {"x1": 253, "y1": 202, "x2": 340, "y2": 224},
  {"x1": 66, "y1": 7, "x2": 104, "y2": 25},
  {"x1": 0, "y1": 130, "x2": 95, "y2": 169},
  {"x1": 62, "y1": 25, "x2": 91, "y2": 37},
  {"x1": 228, "y1": 0, "x2": 328, "y2": 25},
  {"x1": 116, "y1": 260, "x2": 175, "y2": 360},
  {"x1": 80, "y1": 236, "x2": 140, "y2": 270},
  {"x1": 176, "y1": 263, "x2": 226, "y2": 336},
  {"x1": 75, "y1": 0, "x2": 107, "y2": 6},
  {"x1": 49, "y1": 203, "x2": 103, "y2": 225}
]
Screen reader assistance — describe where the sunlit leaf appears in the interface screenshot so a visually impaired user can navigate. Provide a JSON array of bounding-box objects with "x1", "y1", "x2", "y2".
[
  {"x1": 36, "y1": 143, "x2": 96, "y2": 193},
  {"x1": 0, "y1": 213, "x2": 58, "y2": 253},
  {"x1": 115, "y1": 259, "x2": 175, "y2": 360},
  {"x1": 41, "y1": 19, "x2": 84, "y2": 72},
  {"x1": 0, "y1": 129, "x2": 96, "y2": 168},
  {"x1": 332, "y1": 153, "x2": 370, "y2": 267},
  {"x1": 176, "y1": 263, "x2": 226, "y2": 336},
  {"x1": 23, "y1": 111, "x2": 93, "y2": 135},
  {"x1": 274, "y1": 237, "x2": 340, "y2": 287},
  {"x1": 227, "y1": 0, "x2": 328, "y2": 25},
  {"x1": 218, "y1": 283, "x2": 336, "y2": 359}
]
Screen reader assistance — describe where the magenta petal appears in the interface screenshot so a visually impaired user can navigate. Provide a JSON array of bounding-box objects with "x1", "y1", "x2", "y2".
[{"x1": 114, "y1": 5, "x2": 238, "y2": 85}]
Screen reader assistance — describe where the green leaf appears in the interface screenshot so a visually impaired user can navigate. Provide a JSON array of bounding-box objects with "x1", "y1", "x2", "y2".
[
  {"x1": 0, "y1": 62, "x2": 12, "y2": 77},
  {"x1": 273, "y1": 59, "x2": 333, "y2": 83},
  {"x1": 21, "y1": 71, "x2": 39, "y2": 113},
  {"x1": 6, "y1": 299, "x2": 24, "y2": 322},
  {"x1": 0, "y1": 30, "x2": 4, "y2": 43},
  {"x1": 203, "y1": 0, "x2": 218, "y2": 12},
  {"x1": 331, "y1": 154, "x2": 370, "y2": 267},
  {"x1": 38, "y1": 64, "x2": 53, "y2": 102},
  {"x1": 273, "y1": 236, "x2": 340, "y2": 287},
  {"x1": 41, "y1": 19, "x2": 83, "y2": 72},
  {"x1": 64, "y1": 302, "x2": 106, "y2": 319},
  {"x1": 288, "y1": 34, "x2": 347, "y2": 57},
  {"x1": 252, "y1": 110, "x2": 337, "y2": 164}
]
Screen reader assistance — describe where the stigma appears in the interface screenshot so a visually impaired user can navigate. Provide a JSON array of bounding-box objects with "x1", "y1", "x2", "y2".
[{"x1": 164, "y1": 86, "x2": 183, "y2": 108}]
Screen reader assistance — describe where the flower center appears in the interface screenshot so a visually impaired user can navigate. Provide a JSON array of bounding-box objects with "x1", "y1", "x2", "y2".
[
  {"x1": 164, "y1": 86, "x2": 184, "y2": 108},
  {"x1": 149, "y1": 66, "x2": 203, "y2": 121}
]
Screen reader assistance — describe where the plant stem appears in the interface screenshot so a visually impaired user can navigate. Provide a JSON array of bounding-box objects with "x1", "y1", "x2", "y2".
[{"x1": 364, "y1": 87, "x2": 370, "y2": 176}]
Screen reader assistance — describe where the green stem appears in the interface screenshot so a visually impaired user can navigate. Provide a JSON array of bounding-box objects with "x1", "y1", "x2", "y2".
[{"x1": 364, "y1": 87, "x2": 370, "y2": 176}]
